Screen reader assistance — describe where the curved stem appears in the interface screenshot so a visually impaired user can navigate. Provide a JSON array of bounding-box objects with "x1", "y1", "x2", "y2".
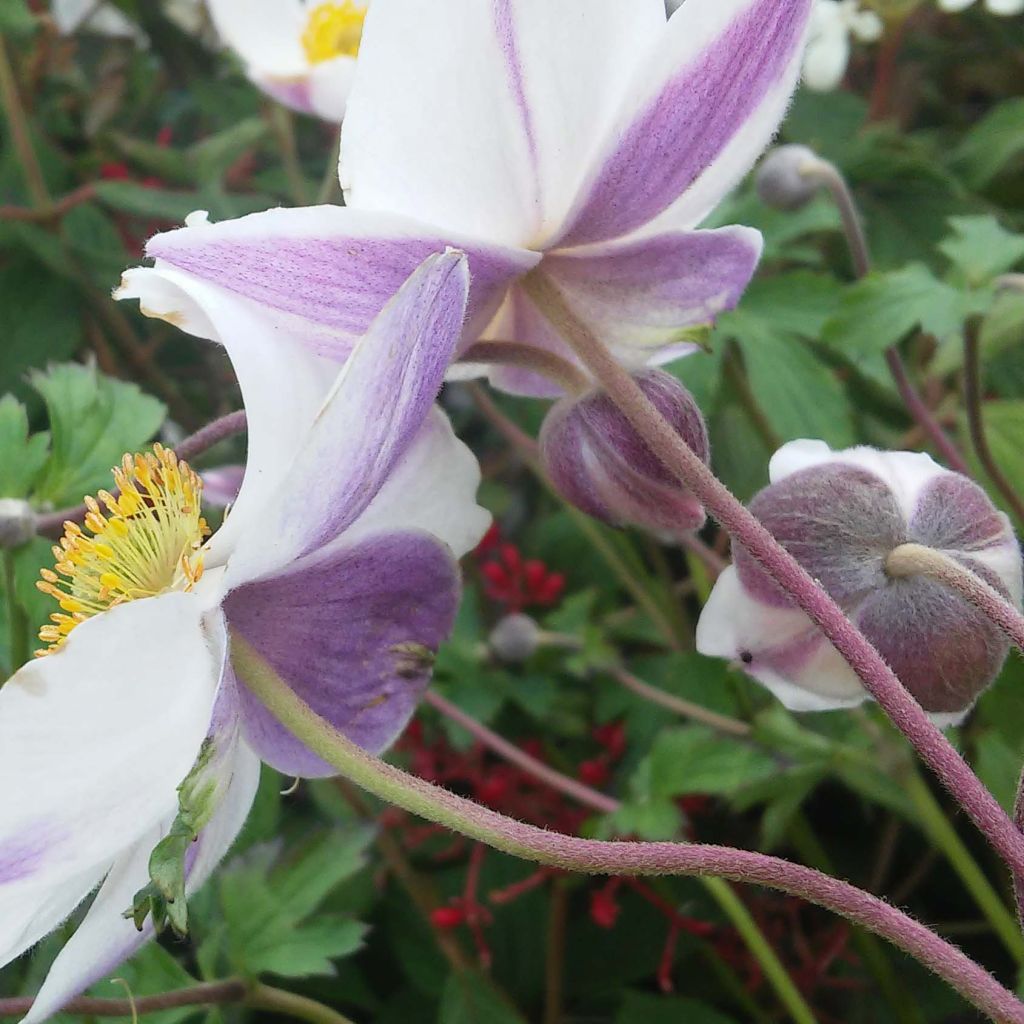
[
  {"x1": 246, "y1": 982, "x2": 356, "y2": 1024},
  {"x1": 0, "y1": 980, "x2": 247, "y2": 1018},
  {"x1": 964, "y1": 320, "x2": 1024, "y2": 525},
  {"x1": 800, "y1": 156, "x2": 969, "y2": 475},
  {"x1": 34, "y1": 410, "x2": 248, "y2": 538},
  {"x1": 233, "y1": 634, "x2": 1024, "y2": 1024},
  {"x1": 461, "y1": 340, "x2": 590, "y2": 396},
  {"x1": 523, "y1": 270, "x2": 1024, "y2": 881},
  {"x1": 886, "y1": 543, "x2": 1024, "y2": 653}
]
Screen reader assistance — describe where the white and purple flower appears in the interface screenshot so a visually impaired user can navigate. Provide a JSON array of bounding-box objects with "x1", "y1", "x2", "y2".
[
  {"x1": 696, "y1": 440, "x2": 1023, "y2": 722},
  {"x1": 0, "y1": 252, "x2": 488, "y2": 1022},
  {"x1": 126, "y1": 0, "x2": 812, "y2": 398},
  {"x1": 206, "y1": 1, "x2": 369, "y2": 122}
]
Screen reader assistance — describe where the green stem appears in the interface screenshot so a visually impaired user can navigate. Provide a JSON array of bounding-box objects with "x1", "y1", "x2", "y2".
[
  {"x1": 246, "y1": 983, "x2": 356, "y2": 1024},
  {"x1": 268, "y1": 104, "x2": 310, "y2": 206},
  {"x1": 316, "y1": 127, "x2": 343, "y2": 205},
  {"x1": 904, "y1": 771, "x2": 1024, "y2": 965},
  {"x1": 0, "y1": 37, "x2": 50, "y2": 207},
  {"x1": 3, "y1": 550, "x2": 28, "y2": 673},
  {"x1": 701, "y1": 877, "x2": 817, "y2": 1024},
  {"x1": 233, "y1": 635, "x2": 1024, "y2": 1024}
]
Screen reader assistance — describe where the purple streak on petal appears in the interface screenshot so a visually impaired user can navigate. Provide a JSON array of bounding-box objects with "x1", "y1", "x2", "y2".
[
  {"x1": 254, "y1": 74, "x2": 315, "y2": 116},
  {"x1": 0, "y1": 830, "x2": 55, "y2": 884},
  {"x1": 201, "y1": 465, "x2": 245, "y2": 508},
  {"x1": 542, "y1": 226, "x2": 762, "y2": 346},
  {"x1": 227, "y1": 532, "x2": 460, "y2": 777},
  {"x1": 558, "y1": 0, "x2": 810, "y2": 246},
  {"x1": 491, "y1": 0, "x2": 542, "y2": 201},
  {"x1": 146, "y1": 214, "x2": 537, "y2": 362}
]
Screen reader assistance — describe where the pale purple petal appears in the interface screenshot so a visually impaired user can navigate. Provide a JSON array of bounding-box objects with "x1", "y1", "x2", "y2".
[
  {"x1": 556, "y1": 0, "x2": 812, "y2": 246},
  {"x1": 201, "y1": 465, "x2": 245, "y2": 508},
  {"x1": 227, "y1": 531, "x2": 460, "y2": 777},
  {"x1": 223, "y1": 251, "x2": 471, "y2": 585},
  {"x1": 143, "y1": 206, "x2": 539, "y2": 361},
  {"x1": 541, "y1": 226, "x2": 762, "y2": 352}
]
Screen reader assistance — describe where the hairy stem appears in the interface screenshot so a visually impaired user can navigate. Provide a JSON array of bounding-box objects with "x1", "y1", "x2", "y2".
[
  {"x1": 964, "y1": 320, "x2": 1024, "y2": 525},
  {"x1": 234, "y1": 634, "x2": 1024, "y2": 1024},
  {"x1": 523, "y1": 270, "x2": 1024, "y2": 880},
  {"x1": 799, "y1": 156, "x2": 969, "y2": 474},
  {"x1": 461, "y1": 341, "x2": 590, "y2": 396},
  {"x1": 886, "y1": 543, "x2": 1024, "y2": 653}
]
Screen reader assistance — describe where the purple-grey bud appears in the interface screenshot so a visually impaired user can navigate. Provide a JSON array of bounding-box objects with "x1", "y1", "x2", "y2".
[
  {"x1": 730, "y1": 449, "x2": 1021, "y2": 716},
  {"x1": 0, "y1": 499, "x2": 35, "y2": 548},
  {"x1": 756, "y1": 145, "x2": 822, "y2": 211},
  {"x1": 489, "y1": 613, "x2": 541, "y2": 663},
  {"x1": 540, "y1": 370, "x2": 709, "y2": 537}
]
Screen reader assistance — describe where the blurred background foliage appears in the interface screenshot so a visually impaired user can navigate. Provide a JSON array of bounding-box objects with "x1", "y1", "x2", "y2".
[{"x1": 2, "y1": 1, "x2": 1024, "y2": 1022}]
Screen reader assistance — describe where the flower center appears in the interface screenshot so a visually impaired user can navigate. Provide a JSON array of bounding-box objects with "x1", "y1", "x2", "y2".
[
  {"x1": 301, "y1": 2, "x2": 367, "y2": 64},
  {"x1": 36, "y1": 444, "x2": 209, "y2": 656}
]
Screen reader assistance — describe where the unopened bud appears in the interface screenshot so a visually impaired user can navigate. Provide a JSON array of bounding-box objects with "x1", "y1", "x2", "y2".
[
  {"x1": 0, "y1": 499, "x2": 35, "y2": 548},
  {"x1": 489, "y1": 613, "x2": 541, "y2": 663},
  {"x1": 540, "y1": 370, "x2": 709, "y2": 537},
  {"x1": 756, "y1": 145, "x2": 823, "y2": 211}
]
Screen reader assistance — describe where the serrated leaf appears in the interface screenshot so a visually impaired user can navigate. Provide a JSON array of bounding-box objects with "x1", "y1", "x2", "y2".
[
  {"x1": 0, "y1": 396, "x2": 49, "y2": 498},
  {"x1": 939, "y1": 216, "x2": 1024, "y2": 286},
  {"x1": 822, "y1": 264, "x2": 982, "y2": 356},
  {"x1": 30, "y1": 363, "x2": 166, "y2": 506},
  {"x1": 438, "y1": 971, "x2": 528, "y2": 1024},
  {"x1": 243, "y1": 916, "x2": 368, "y2": 978}
]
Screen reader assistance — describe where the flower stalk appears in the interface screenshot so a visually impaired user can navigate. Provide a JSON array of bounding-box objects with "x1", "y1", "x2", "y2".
[
  {"x1": 886, "y1": 543, "x2": 1024, "y2": 654},
  {"x1": 235, "y1": 633, "x2": 1024, "y2": 1024},
  {"x1": 523, "y1": 269, "x2": 1024, "y2": 881}
]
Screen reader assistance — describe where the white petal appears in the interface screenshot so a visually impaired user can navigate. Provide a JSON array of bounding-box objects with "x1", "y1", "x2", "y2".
[
  {"x1": 207, "y1": 0, "x2": 307, "y2": 74},
  {"x1": 343, "y1": 407, "x2": 491, "y2": 558},
  {"x1": 307, "y1": 55, "x2": 358, "y2": 121},
  {"x1": 341, "y1": 0, "x2": 665, "y2": 245},
  {"x1": 0, "y1": 594, "x2": 221, "y2": 971},
  {"x1": 801, "y1": 29, "x2": 850, "y2": 92},
  {"x1": 987, "y1": 0, "x2": 1024, "y2": 13},
  {"x1": 117, "y1": 265, "x2": 334, "y2": 565},
  {"x1": 696, "y1": 566, "x2": 867, "y2": 711}
]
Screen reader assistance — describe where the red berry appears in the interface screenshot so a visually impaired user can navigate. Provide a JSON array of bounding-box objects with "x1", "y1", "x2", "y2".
[
  {"x1": 578, "y1": 758, "x2": 610, "y2": 787},
  {"x1": 500, "y1": 543, "x2": 522, "y2": 573},
  {"x1": 475, "y1": 523, "x2": 501, "y2": 557},
  {"x1": 589, "y1": 890, "x2": 620, "y2": 929},
  {"x1": 430, "y1": 906, "x2": 466, "y2": 929},
  {"x1": 481, "y1": 562, "x2": 511, "y2": 588},
  {"x1": 523, "y1": 559, "x2": 548, "y2": 590},
  {"x1": 475, "y1": 775, "x2": 511, "y2": 806},
  {"x1": 100, "y1": 161, "x2": 130, "y2": 180},
  {"x1": 593, "y1": 721, "x2": 627, "y2": 760}
]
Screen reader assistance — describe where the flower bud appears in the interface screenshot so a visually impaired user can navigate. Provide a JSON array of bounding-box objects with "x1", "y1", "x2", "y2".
[
  {"x1": 756, "y1": 145, "x2": 822, "y2": 211},
  {"x1": 697, "y1": 440, "x2": 1023, "y2": 722},
  {"x1": 489, "y1": 613, "x2": 541, "y2": 663},
  {"x1": 0, "y1": 499, "x2": 35, "y2": 548},
  {"x1": 540, "y1": 370, "x2": 709, "y2": 537}
]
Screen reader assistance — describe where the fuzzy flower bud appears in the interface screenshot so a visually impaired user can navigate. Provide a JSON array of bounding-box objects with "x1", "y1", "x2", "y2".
[
  {"x1": 756, "y1": 145, "x2": 822, "y2": 211},
  {"x1": 488, "y1": 613, "x2": 542, "y2": 663},
  {"x1": 696, "y1": 440, "x2": 1023, "y2": 723},
  {"x1": 0, "y1": 499, "x2": 35, "y2": 549},
  {"x1": 540, "y1": 370, "x2": 710, "y2": 538}
]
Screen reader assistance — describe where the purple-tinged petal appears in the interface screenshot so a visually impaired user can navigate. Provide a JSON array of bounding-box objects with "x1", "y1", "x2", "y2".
[
  {"x1": 343, "y1": 0, "x2": 664, "y2": 245},
  {"x1": 227, "y1": 531, "x2": 461, "y2": 777},
  {"x1": 140, "y1": 207, "x2": 538, "y2": 361},
  {"x1": 201, "y1": 464, "x2": 246, "y2": 509},
  {"x1": 0, "y1": 594, "x2": 221, "y2": 973},
  {"x1": 556, "y1": 0, "x2": 812, "y2": 246},
  {"x1": 253, "y1": 74, "x2": 316, "y2": 116},
  {"x1": 541, "y1": 226, "x2": 762, "y2": 353},
  {"x1": 223, "y1": 251, "x2": 471, "y2": 585},
  {"x1": 696, "y1": 566, "x2": 866, "y2": 712}
]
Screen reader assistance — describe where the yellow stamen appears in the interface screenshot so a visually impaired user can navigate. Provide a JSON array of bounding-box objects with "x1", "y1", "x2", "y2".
[
  {"x1": 301, "y1": 2, "x2": 367, "y2": 64},
  {"x1": 35, "y1": 443, "x2": 210, "y2": 656}
]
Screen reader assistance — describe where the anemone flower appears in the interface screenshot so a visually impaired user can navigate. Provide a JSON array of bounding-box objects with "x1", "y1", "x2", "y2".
[
  {"x1": 124, "y1": 0, "x2": 812, "y2": 397},
  {"x1": 207, "y1": 1, "x2": 369, "y2": 122},
  {"x1": 1, "y1": 252, "x2": 489, "y2": 1023},
  {"x1": 801, "y1": 0, "x2": 882, "y2": 92},
  {"x1": 696, "y1": 440, "x2": 1023, "y2": 724}
]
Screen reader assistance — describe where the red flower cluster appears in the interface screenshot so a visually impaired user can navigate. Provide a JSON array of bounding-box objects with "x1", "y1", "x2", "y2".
[{"x1": 475, "y1": 525, "x2": 565, "y2": 611}]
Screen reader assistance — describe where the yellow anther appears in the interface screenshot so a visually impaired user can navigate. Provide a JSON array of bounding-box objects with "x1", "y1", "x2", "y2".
[
  {"x1": 301, "y1": 2, "x2": 366, "y2": 64},
  {"x1": 36, "y1": 444, "x2": 209, "y2": 655}
]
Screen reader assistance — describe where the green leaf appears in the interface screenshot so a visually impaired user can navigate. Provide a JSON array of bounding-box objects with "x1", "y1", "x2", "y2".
[
  {"x1": 974, "y1": 730, "x2": 1021, "y2": 815},
  {"x1": 606, "y1": 798, "x2": 683, "y2": 841},
  {"x1": 0, "y1": 396, "x2": 49, "y2": 498},
  {"x1": 822, "y1": 264, "x2": 982, "y2": 357},
  {"x1": 0, "y1": 259, "x2": 83, "y2": 401},
  {"x1": 616, "y1": 992, "x2": 739, "y2": 1024},
  {"x1": 639, "y1": 726, "x2": 776, "y2": 800},
  {"x1": 951, "y1": 97, "x2": 1024, "y2": 189},
  {"x1": 30, "y1": 363, "x2": 166, "y2": 507},
  {"x1": 959, "y1": 400, "x2": 1024, "y2": 520},
  {"x1": 939, "y1": 216, "x2": 1024, "y2": 286},
  {"x1": 0, "y1": 0, "x2": 36, "y2": 35},
  {"x1": 191, "y1": 119, "x2": 269, "y2": 183},
  {"x1": 94, "y1": 180, "x2": 210, "y2": 224},
  {"x1": 243, "y1": 916, "x2": 368, "y2": 978},
  {"x1": 438, "y1": 971, "x2": 528, "y2": 1024}
]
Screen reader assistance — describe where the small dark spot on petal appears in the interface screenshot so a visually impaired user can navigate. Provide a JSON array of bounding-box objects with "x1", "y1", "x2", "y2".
[{"x1": 740, "y1": 651, "x2": 753, "y2": 665}]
